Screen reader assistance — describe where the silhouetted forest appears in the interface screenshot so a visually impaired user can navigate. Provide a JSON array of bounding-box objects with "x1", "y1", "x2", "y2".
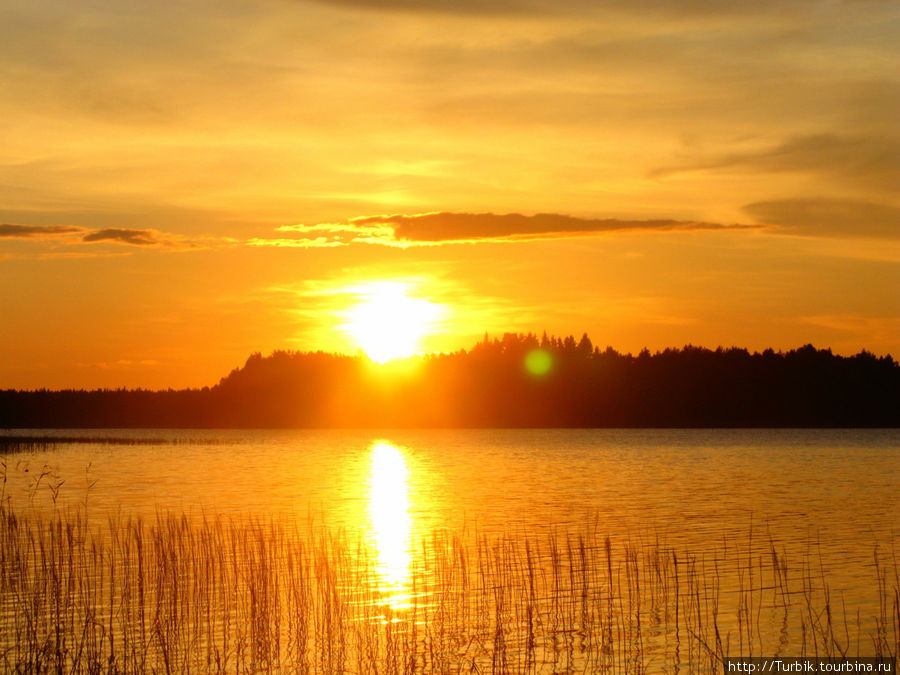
[{"x1": 2, "y1": 333, "x2": 897, "y2": 428}]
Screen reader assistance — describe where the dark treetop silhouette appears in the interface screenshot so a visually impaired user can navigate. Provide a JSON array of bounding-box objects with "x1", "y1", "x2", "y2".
[{"x1": 2, "y1": 333, "x2": 897, "y2": 428}]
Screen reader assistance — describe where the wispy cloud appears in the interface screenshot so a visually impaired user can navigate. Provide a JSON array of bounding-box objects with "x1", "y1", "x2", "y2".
[
  {"x1": 246, "y1": 236, "x2": 347, "y2": 248},
  {"x1": 0, "y1": 223, "x2": 84, "y2": 238},
  {"x1": 82, "y1": 228, "x2": 170, "y2": 246},
  {"x1": 252, "y1": 212, "x2": 760, "y2": 248},
  {"x1": 78, "y1": 227, "x2": 236, "y2": 249},
  {"x1": 797, "y1": 315, "x2": 900, "y2": 354},
  {"x1": 653, "y1": 134, "x2": 900, "y2": 192},
  {"x1": 0, "y1": 222, "x2": 236, "y2": 256},
  {"x1": 300, "y1": 0, "x2": 827, "y2": 17},
  {"x1": 275, "y1": 222, "x2": 393, "y2": 237},
  {"x1": 355, "y1": 212, "x2": 757, "y2": 242},
  {"x1": 744, "y1": 199, "x2": 900, "y2": 239},
  {"x1": 799, "y1": 314, "x2": 899, "y2": 335}
]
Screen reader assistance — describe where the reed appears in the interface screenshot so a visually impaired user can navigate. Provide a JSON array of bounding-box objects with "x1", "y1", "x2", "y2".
[
  {"x1": 0, "y1": 436, "x2": 230, "y2": 454},
  {"x1": 0, "y1": 500, "x2": 896, "y2": 673}
]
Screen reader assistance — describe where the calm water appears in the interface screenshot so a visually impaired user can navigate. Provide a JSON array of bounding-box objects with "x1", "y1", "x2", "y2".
[
  {"x1": 4, "y1": 428, "x2": 897, "y2": 580},
  {"x1": 2, "y1": 428, "x2": 898, "y2": 671},
  {"x1": 5, "y1": 428, "x2": 897, "y2": 521}
]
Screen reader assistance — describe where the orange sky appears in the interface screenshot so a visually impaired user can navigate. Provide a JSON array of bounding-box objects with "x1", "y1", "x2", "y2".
[{"x1": 1, "y1": 0, "x2": 898, "y2": 389}]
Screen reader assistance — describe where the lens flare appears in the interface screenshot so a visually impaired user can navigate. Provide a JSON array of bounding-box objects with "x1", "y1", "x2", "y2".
[{"x1": 525, "y1": 348, "x2": 553, "y2": 376}]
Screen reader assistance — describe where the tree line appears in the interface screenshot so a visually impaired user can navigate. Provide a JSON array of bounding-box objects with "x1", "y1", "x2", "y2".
[{"x1": 1, "y1": 333, "x2": 897, "y2": 428}]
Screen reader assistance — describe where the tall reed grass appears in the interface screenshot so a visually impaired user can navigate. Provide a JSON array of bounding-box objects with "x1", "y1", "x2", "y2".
[
  {"x1": 0, "y1": 436, "x2": 229, "y2": 452},
  {"x1": 0, "y1": 500, "x2": 897, "y2": 673}
]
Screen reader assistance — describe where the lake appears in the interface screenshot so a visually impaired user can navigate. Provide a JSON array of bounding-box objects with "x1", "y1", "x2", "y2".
[{"x1": 1, "y1": 428, "x2": 897, "y2": 672}]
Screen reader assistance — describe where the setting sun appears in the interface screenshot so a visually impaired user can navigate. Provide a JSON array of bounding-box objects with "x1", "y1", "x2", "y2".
[
  {"x1": 0, "y1": 0, "x2": 895, "y2": 670},
  {"x1": 341, "y1": 282, "x2": 443, "y2": 363}
]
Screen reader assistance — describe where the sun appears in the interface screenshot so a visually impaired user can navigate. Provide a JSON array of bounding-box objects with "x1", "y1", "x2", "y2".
[{"x1": 342, "y1": 281, "x2": 442, "y2": 363}]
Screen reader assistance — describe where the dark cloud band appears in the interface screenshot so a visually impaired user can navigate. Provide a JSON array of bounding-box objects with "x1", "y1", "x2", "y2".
[
  {"x1": 82, "y1": 229, "x2": 166, "y2": 246},
  {"x1": 351, "y1": 211, "x2": 756, "y2": 242},
  {"x1": 0, "y1": 224, "x2": 83, "y2": 238}
]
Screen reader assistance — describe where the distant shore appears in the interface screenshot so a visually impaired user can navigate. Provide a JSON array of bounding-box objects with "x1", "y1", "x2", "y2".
[{"x1": 2, "y1": 335, "x2": 897, "y2": 428}]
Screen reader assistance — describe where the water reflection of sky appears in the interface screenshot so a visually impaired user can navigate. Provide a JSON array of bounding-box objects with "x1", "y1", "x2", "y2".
[
  {"x1": 367, "y1": 441, "x2": 413, "y2": 611},
  {"x1": 4, "y1": 428, "x2": 897, "y2": 617}
]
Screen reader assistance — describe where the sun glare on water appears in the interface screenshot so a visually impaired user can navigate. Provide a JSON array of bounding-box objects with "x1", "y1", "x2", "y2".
[
  {"x1": 343, "y1": 281, "x2": 443, "y2": 363},
  {"x1": 368, "y1": 441, "x2": 413, "y2": 611}
]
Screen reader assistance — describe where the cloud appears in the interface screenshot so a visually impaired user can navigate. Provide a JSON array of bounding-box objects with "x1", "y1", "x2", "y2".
[
  {"x1": 275, "y1": 223, "x2": 390, "y2": 236},
  {"x1": 250, "y1": 212, "x2": 760, "y2": 248},
  {"x1": 246, "y1": 237, "x2": 347, "y2": 248},
  {"x1": 654, "y1": 134, "x2": 900, "y2": 191},
  {"x1": 79, "y1": 227, "x2": 237, "y2": 249},
  {"x1": 797, "y1": 315, "x2": 900, "y2": 353},
  {"x1": 300, "y1": 0, "x2": 831, "y2": 16},
  {"x1": 81, "y1": 228, "x2": 167, "y2": 246},
  {"x1": 300, "y1": 0, "x2": 544, "y2": 14},
  {"x1": 744, "y1": 199, "x2": 900, "y2": 239},
  {"x1": 0, "y1": 223, "x2": 83, "y2": 238},
  {"x1": 79, "y1": 228, "x2": 237, "y2": 249},
  {"x1": 349, "y1": 212, "x2": 758, "y2": 243},
  {"x1": 799, "y1": 314, "x2": 899, "y2": 335},
  {"x1": 0, "y1": 221, "x2": 237, "y2": 254}
]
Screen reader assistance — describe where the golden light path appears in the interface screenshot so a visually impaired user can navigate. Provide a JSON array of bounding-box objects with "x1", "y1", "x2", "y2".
[{"x1": 367, "y1": 441, "x2": 414, "y2": 612}]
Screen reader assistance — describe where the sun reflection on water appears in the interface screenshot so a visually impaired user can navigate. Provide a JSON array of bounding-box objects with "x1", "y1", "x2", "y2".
[{"x1": 367, "y1": 441, "x2": 413, "y2": 611}]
